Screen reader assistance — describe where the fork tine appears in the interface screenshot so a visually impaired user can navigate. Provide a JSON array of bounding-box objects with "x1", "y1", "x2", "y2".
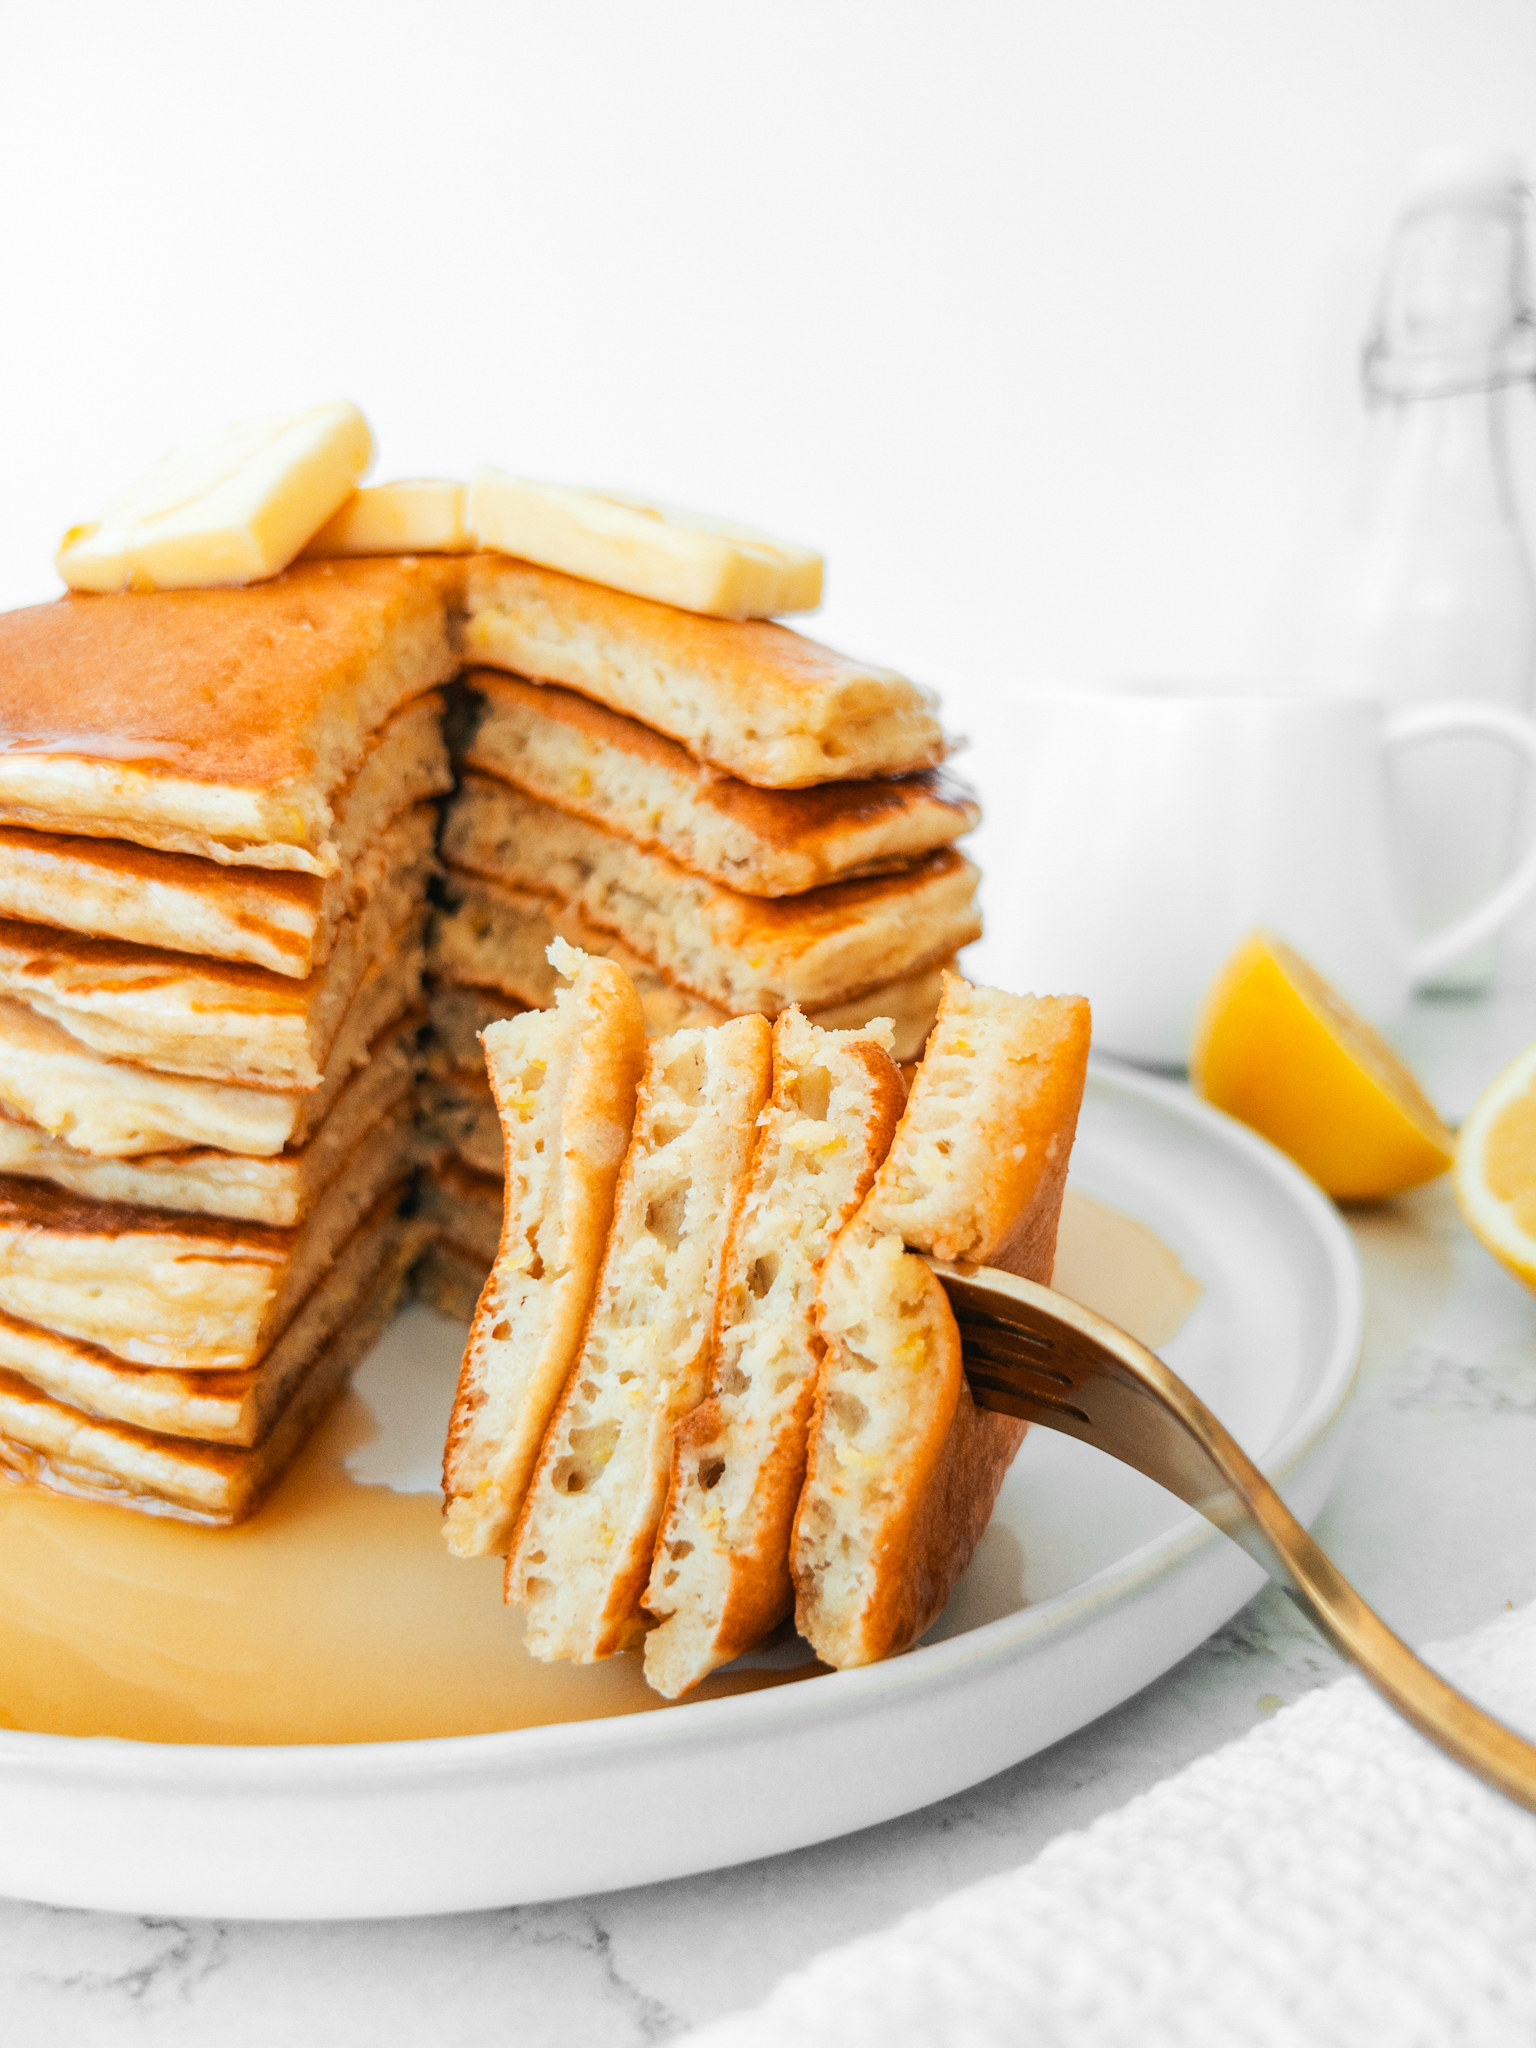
[
  {"x1": 948, "y1": 1317, "x2": 1089, "y2": 1423},
  {"x1": 932, "y1": 1258, "x2": 1270, "y2": 1521}
]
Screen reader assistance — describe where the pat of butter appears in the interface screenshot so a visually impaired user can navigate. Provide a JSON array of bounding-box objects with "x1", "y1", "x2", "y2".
[
  {"x1": 466, "y1": 468, "x2": 823, "y2": 619},
  {"x1": 56, "y1": 401, "x2": 374, "y2": 593},
  {"x1": 302, "y1": 478, "x2": 469, "y2": 557}
]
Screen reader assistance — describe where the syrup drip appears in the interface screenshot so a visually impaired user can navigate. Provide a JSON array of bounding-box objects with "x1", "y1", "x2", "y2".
[
  {"x1": 0, "y1": 1190, "x2": 1199, "y2": 1745},
  {"x1": 1051, "y1": 1189, "x2": 1204, "y2": 1350}
]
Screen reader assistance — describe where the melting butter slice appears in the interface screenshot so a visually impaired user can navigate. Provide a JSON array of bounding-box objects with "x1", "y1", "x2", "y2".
[
  {"x1": 56, "y1": 401, "x2": 374, "y2": 593},
  {"x1": 302, "y1": 478, "x2": 470, "y2": 558},
  {"x1": 466, "y1": 468, "x2": 823, "y2": 618}
]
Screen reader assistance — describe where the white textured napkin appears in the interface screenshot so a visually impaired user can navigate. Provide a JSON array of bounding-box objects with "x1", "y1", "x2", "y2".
[{"x1": 683, "y1": 1601, "x2": 1536, "y2": 2047}]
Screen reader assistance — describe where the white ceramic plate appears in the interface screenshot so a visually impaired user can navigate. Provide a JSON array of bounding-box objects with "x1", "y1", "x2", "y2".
[{"x1": 0, "y1": 1065, "x2": 1361, "y2": 1919}]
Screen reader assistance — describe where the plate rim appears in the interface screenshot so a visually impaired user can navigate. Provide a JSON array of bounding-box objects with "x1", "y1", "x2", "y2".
[{"x1": 0, "y1": 1061, "x2": 1362, "y2": 1787}]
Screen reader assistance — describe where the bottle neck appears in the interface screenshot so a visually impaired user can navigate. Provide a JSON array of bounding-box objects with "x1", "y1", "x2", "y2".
[{"x1": 1356, "y1": 385, "x2": 1525, "y2": 532}]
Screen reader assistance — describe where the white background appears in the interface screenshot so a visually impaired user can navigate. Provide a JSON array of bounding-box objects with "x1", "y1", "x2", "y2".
[
  {"x1": 0, "y1": 15, "x2": 1534, "y2": 2027},
  {"x1": 3, "y1": 0, "x2": 1533, "y2": 695}
]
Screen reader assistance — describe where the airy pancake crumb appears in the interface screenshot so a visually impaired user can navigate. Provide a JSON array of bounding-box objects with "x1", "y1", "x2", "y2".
[
  {"x1": 442, "y1": 944, "x2": 646, "y2": 1559},
  {"x1": 643, "y1": 1007, "x2": 904, "y2": 1699},
  {"x1": 506, "y1": 1013, "x2": 771, "y2": 1661},
  {"x1": 793, "y1": 974, "x2": 1091, "y2": 1669}
]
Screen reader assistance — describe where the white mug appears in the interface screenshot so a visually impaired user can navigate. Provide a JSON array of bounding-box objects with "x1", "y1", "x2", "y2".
[{"x1": 970, "y1": 684, "x2": 1536, "y2": 1067}]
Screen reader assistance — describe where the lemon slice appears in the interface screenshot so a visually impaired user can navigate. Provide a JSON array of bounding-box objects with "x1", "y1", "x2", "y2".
[
  {"x1": 1190, "y1": 929, "x2": 1453, "y2": 1200},
  {"x1": 1455, "y1": 1040, "x2": 1536, "y2": 1288}
]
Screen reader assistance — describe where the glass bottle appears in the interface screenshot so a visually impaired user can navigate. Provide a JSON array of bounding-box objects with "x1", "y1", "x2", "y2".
[{"x1": 1342, "y1": 148, "x2": 1536, "y2": 992}]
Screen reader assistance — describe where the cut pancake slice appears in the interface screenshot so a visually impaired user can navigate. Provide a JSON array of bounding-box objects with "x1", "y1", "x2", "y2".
[
  {"x1": 507, "y1": 1012, "x2": 772, "y2": 1660},
  {"x1": 643, "y1": 1009, "x2": 905, "y2": 1699},
  {"x1": 0, "y1": 1104, "x2": 415, "y2": 1370},
  {"x1": 0, "y1": 557, "x2": 459, "y2": 872},
  {"x1": 443, "y1": 944, "x2": 646, "y2": 1559},
  {"x1": 463, "y1": 671, "x2": 979, "y2": 897},
  {"x1": 462, "y1": 556, "x2": 945, "y2": 790},
  {"x1": 792, "y1": 974, "x2": 1091, "y2": 1669},
  {"x1": 0, "y1": 831, "x2": 432, "y2": 1087},
  {"x1": 0, "y1": 1006, "x2": 419, "y2": 1224},
  {"x1": 0, "y1": 757, "x2": 444, "y2": 976},
  {"x1": 0, "y1": 1227, "x2": 421, "y2": 1524},
  {"x1": 806, "y1": 972, "x2": 949, "y2": 1062},
  {"x1": 434, "y1": 871, "x2": 952, "y2": 1064},
  {"x1": 443, "y1": 773, "x2": 980, "y2": 1014},
  {"x1": 0, "y1": 1186, "x2": 407, "y2": 1444}
]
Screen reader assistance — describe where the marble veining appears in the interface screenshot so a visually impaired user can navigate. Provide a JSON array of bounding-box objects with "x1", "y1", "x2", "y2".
[{"x1": 4, "y1": 986, "x2": 1536, "y2": 2046}]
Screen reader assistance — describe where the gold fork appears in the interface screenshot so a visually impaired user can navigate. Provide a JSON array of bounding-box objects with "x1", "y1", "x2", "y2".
[{"x1": 929, "y1": 1257, "x2": 1536, "y2": 1814}]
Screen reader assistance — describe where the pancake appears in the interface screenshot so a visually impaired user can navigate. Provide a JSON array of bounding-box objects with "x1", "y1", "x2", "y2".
[
  {"x1": 0, "y1": 558, "x2": 459, "y2": 872},
  {"x1": 426, "y1": 970, "x2": 719, "y2": 1093},
  {"x1": 0, "y1": 997, "x2": 321, "y2": 1158},
  {"x1": 432, "y1": 877, "x2": 951, "y2": 1065},
  {"x1": 323, "y1": 690, "x2": 452, "y2": 867},
  {"x1": 0, "y1": 796, "x2": 439, "y2": 978},
  {"x1": 792, "y1": 975, "x2": 1092, "y2": 1669},
  {"x1": 417, "y1": 1152, "x2": 503, "y2": 1272},
  {"x1": 0, "y1": 911, "x2": 423, "y2": 1160},
  {"x1": 0, "y1": 1007, "x2": 420, "y2": 1224},
  {"x1": 643, "y1": 1010, "x2": 905, "y2": 1699},
  {"x1": 411, "y1": 1238, "x2": 494, "y2": 1324},
  {"x1": 0, "y1": 848, "x2": 430, "y2": 1093},
  {"x1": 507, "y1": 1014, "x2": 772, "y2": 1661},
  {"x1": 433, "y1": 877, "x2": 727, "y2": 1039},
  {"x1": 424, "y1": 981, "x2": 527, "y2": 1081},
  {"x1": 0, "y1": 1229, "x2": 420, "y2": 1524},
  {"x1": 0, "y1": 1190, "x2": 407, "y2": 1444},
  {"x1": 461, "y1": 556, "x2": 945, "y2": 790},
  {"x1": 419, "y1": 1070, "x2": 505, "y2": 1181},
  {"x1": 462, "y1": 671, "x2": 979, "y2": 897},
  {"x1": 442, "y1": 775, "x2": 980, "y2": 1015},
  {"x1": 0, "y1": 1108, "x2": 415, "y2": 1370}
]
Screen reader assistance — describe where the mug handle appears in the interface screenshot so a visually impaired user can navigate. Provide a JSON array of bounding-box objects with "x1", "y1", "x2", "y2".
[{"x1": 1385, "y1": 701, "x2": 1536, "y2": 983}]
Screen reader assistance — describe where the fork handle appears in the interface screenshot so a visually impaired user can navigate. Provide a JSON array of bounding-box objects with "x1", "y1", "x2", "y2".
[
  {"x1": 1196, "y1": 1440, "x2": 1536, "y2": 1813},
  {"x1": 934, "y1": 1260, "x2": 1536, "y2": 1814}
]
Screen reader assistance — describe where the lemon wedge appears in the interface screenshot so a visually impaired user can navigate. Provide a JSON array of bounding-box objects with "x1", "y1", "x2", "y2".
[
  {"x1": 1455, "y1": 1040, "x2": 1536, "y2": 1289},
  {"x1": 1190, "y1": 929, "x2": 1453, "y2": 1200}
]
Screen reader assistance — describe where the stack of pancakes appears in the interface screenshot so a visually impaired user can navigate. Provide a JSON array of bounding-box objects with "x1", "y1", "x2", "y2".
[
  {"x1": 0, "y1": 524, "x2": 981, "y2": 1522},
  {"x1": 0, "y1": 558, "x2": 457, "y2": 1522},
  {"x1": 416, "y1": 559, "x2": 983, "y2": 1318}
]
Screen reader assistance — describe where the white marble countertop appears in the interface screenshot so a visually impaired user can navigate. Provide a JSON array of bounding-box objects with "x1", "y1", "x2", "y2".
[{"x1": 5, "y1": 983, "x2": 1536, "y2": 2047}]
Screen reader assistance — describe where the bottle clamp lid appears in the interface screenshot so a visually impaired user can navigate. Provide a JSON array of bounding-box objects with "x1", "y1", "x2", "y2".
[{"x1": 1364, "y1": 150, "x2": 1535, "y2": 400}]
